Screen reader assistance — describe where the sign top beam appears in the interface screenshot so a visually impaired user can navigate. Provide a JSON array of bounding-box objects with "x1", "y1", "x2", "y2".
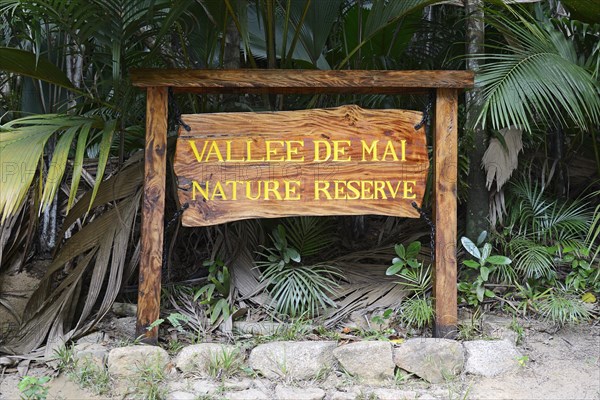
[{"x1": 130, "y1": 69, "x2": 474, "y2": 94}]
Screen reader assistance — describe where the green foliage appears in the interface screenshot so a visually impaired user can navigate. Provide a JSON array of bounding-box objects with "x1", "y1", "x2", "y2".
[
  {"x1": 476, "y1": 7, "x2": 600, "y2": 133},
  {"x1": 386, "y1": 241, "x2": 431, "y2": 294},
  {"x1": 130, "y1": 355, "x2": 167, "y2": 400},
  {"x1": 256, "y1": 224, "x2": 341, "y2": 318},
  {"x1": 18, "y1": 376, "x2": 50, "y2": 400},
  {"x1": 69, "y1": 357, "x2": 111, "y2": 396},
  {"x1": 400, "y1": 296, "x2": 433, "y2": 330},
  {"x1": 207, "y1": 346, "x2": 245, "y2": 380},
  {"x1": 537, "y1": 288, "x2": 592, "y2": 327},
  {"x1": 459, "y1": 232, "x2": 511, "y2": 306},
  {"x1": 386, "y1": 241, "x2": 433, "y2": 329},
  {"x1": 194, "y1": 259, "x2": 233, "y2": 325}
]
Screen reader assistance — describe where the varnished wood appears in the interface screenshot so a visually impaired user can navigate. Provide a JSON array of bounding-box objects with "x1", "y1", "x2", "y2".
[
  {"x1": 174, "y1": 106, "x2": 429, "y2": 226},
  {"x1": 136, "y1": 87, "x2": 168, "y2": 343},
  {"x1": 433, "y1": 88, "x2": 459, "y2": 339},
  {"x1": 130, "y1": 69, "x2": 474, "y2": 94}
]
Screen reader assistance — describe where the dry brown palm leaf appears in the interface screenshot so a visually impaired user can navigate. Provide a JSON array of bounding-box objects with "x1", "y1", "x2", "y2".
[
  {"x1": 482, "y1": 126, "x2": 524, "y2": 191},
  {"x1": 0, "y1": 155, "x2": 143, "y2": 358}
]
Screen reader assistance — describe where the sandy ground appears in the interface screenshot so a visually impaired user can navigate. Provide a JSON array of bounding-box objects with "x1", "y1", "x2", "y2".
[{"x1": 0, "y1": 269, "x2": 598, "y2": 400}]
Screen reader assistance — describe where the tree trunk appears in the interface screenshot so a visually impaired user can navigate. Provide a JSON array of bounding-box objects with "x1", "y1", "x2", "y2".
[{"x1": 465, "y1": 0, "x2": 489, "y2": 240}]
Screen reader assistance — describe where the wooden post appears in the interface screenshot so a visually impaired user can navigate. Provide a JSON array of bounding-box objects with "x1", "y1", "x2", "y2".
[
  {"x1": 136, "y1": 86, "x2": 168, "y2": 343},
  {"x1": 433, "y1": 88, "x2": 459, "y2": 338}
]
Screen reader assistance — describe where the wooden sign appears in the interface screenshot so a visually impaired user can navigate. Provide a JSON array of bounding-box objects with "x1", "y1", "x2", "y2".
[{"x1": 173, "y1": 105, "x2": 429, "y2": 227}]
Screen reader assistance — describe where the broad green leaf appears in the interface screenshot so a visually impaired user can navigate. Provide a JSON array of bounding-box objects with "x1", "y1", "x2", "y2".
[
  {"x1": 461, "y1": 237, "x2": 481, "y2": 259},
  {"x1": 481, "y1": 243, "x2": 492, "y2": 262},
  {"x1": 386, "y1": 262, "x2": 404, "y2": 276},
  {"x1": 0, "y1": 47, "x2": 74, "y2": 90},
  {"x1": 406, "y1": 241, "x2": 422, "y2": 259},
  {"x1": 395, "y1": 244, "x2": 406, "y2": 259},
  {"x1": 486, "y1": 255, "x2": 512, "y2": 265},
  {"x1": 477, "y1": 231, "x2": 488, "y2": 246},
  {"x1": 484, "y1": 289, "x2": 496, "y2": 298},
  {"x1": 476, "y1": 284, "x2": 485, "y2": 302},
  {"x1": 287, "y1": 247, "x2": 301, "y2": 263},
  {"x1": 463, "y1": 260, "x2": 480, "y2": 269},
  {"x1": 480, "y1": 266, "x2": 490, "y2": 281}
]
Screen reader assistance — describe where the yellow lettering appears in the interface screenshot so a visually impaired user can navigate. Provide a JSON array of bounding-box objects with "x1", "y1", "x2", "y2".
[
  {"x1": 374, "y1": 181, "x2": 387, "y2": 199},
  {"x1": 264, "y1": 180, "x2": 282, "y2": 200},
  {"x1": 225, "y1": 180, "x2": 238, "y2": 200},
  {"x1": 346, "y1": 180, "x2": 360, "y2": 200},
  {"x1": 361, "y1": 181, "x2": 374, "y2": 200},
  {"x1": 210, "y1": 181, "x2": 227, "y2": 200},
  {"x1": 205, "y1": 141, "x2": 224, "y2": 162},
  {"x1": 314, "y1": 140, "x2": 331, "y2": 162},
  {"x1": 333, "y1": 140, "x2": 351, "y2": 162},
  {"x1": 192, "y1": 180, "x2": 209, "y2": 200},
  {"x1": 333, "y1": 180, "x2": 346, "y2": 199},
  {"x1": 403, "y1": 180, "x2": 416, "y2": 199},
  {"x1": 189, "y1": 140, "x2": 208, "y2": 162},
  {"x1": 382, "y1": 140, "x2": 399, "y2": 161},
  {"x1": 399, "y1": 140, "x2": 406, "y2": 161},
  {"x1": 361, "y1": 140, "x2": 379, "y2": 161},
  {"x1": 266, "y1": 140, "x2": 285, "y2": 162},
  {"x1": 225, "y1": 141, "x2": 245, "y2": 162},
  {"x1": 386, "y1": 181, "x2": 402, "y2": 198},
  {"x1": 283, "y1": 180, "x2": 301, "y2": 200},
  {"x1": 245, "y1": 181, "x2": 262, "y2": 200},
  {"x1": 314, "y1": 181, "x2": 332, "y2": 199},
  {"x1": 286, "y1": 140, "x2": 304, "y2": 162}
]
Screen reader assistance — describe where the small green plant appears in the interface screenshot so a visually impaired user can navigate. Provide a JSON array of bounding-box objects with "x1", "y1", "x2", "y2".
[
  {"x1": 459, "y1": 231, "x2": 512, "y2": 305},
  {"x1": 516, "y1": 355, "x2": 529, "y2": 367},
  {"x1": 130, "y1": 355, "x2": 167, "y2": 400},
  {"x1": 18, "y1": 376, "x2": 51, "y2": 400},
  {"x1": 69, "y1": 357, "x2": 111, "y2": 395},
  {"x1": 53, "y1": 344, "x2": 75, "y2": 373},
  {"x1": 394, "y1": 368, "x2": 414, "y2": 383},
  {"x1": 256, "y1": 225, "x2": 341, "y2": 318},
  {"x1": 194, "y1": 259, "x2": 234, "y2": 325},
  {"x1": 386, "y1": 241, "x2": 431, "y2": 294},
  {"x1": 400, "y1": 296, "x2": 433, "y2": 330},
  {"x1": 509, "y1": 317, "x2": 525, "y2": 345},
  {"x1": 457, "y1": 309, "x2": 483, "y2": 341},
  {"x1": 207, "y1": 347, "x2": 245, "y2": 380},
  {"x1": 537, "y1": 287, "x2": 591, "y2": 327}
]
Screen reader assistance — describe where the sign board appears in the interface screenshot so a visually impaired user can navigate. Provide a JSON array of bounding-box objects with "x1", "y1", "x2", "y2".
[{"x1": 174, "y1": 105, "x2": 429, "y2": 226}]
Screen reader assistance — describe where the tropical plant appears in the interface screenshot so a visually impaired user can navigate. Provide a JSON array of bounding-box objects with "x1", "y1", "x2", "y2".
[
  {"x1": 194, "y1": 259, "x2": 233, "y2": 325},
  {"x1": 459, "y1": 231, "x2": 512, "y2": 306},
  {"x1": 475, "y1": 6, "x2": 600, "y2": 134},
  {"x1": 256, "y1": 224, "x2": 341, "y2": 318}
]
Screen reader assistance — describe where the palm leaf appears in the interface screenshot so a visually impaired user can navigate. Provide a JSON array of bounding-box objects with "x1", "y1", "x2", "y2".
[
  {"x1": 475, "y1": 8, "x2": 600, "y2": 132},
  {"x1": 0, "y1": 47, "x2": 74, "y2": 91}
]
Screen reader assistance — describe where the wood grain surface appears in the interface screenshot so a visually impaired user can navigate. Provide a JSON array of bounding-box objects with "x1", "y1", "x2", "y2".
[
  {"x1": 433, "y1": 88, "x2": 459, "y2": 339},
  {"x1": 130, "y1": 69, "x2": 474, "y2": 94},
  {"x1": 136, "y1": 87, "x2": 168, "y2": 343},
  {"x1": 173, "y1": 105, "x2": 429, "y2": 226}
]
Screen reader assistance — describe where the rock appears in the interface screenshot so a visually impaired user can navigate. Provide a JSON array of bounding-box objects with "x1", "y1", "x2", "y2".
[
  {"x1": 333, "y1": 341, "x2": 395, "y2": 382},
  {"x1": 190, "y1": 380, "x2": 219, "y2": 395},
  {"x1": 234, "y1": 321, "x2": 288, "y2": 336},
  {"x1": 249, "y1": 341, "x2": 336, "y2": 380},
  {"x1": 393, "y1": 338, "x2": 464, "y2": 383},
  {"x1": 224, "y1": 388, "x2": 270, "y2": 400},
  {"x1": 167, "y1": 391, "x2": 196, "y2": 400},
  {"x1": 330, "y1": 391, "x2": 358, "y2": 400},
  {"x1": 373, "y1": 388, "x2": 418, "y2": 400},
  {"x1": 417, "y1": 394, "x2": 438, "y2": 400},
  {"x1": 482, "y1": 315, "x2": 519, "y2": 345},
  {"x1": 73, "y1": 343, "x2": 108, "y2": 369},
  {"x1": 107, "y1": 345, "x2": 170, "y2": 378},
  {"x1": 275, "y1": 385, "x2": 326, "y2": 400},
  {"x1": 112, "y1": 316, "x2": 136, "y2": 338},
  {"x1": 75, "y1": 331, "x2": 106, "y2": 344},
  {"x1": 112, "y1": 302, "x2": 137, "y2": 317},
  {"x1": 223, "y1": 378, "x2": 253, "y2": 391},
  {"x1": 175, "y1": 343, "x2": 241, "y2": 375},
  {"x1": 464, "y1": 339, "x2": 522, "y2": 377}
]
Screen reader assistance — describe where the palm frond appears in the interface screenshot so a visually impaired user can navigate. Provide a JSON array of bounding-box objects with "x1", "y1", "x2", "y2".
[
  {"x1": 0, "y1": 115, "x2": 116, "y2": 222},
  {"x1": 475, "y1": 8, "x2": 600, "y2": 132}
]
